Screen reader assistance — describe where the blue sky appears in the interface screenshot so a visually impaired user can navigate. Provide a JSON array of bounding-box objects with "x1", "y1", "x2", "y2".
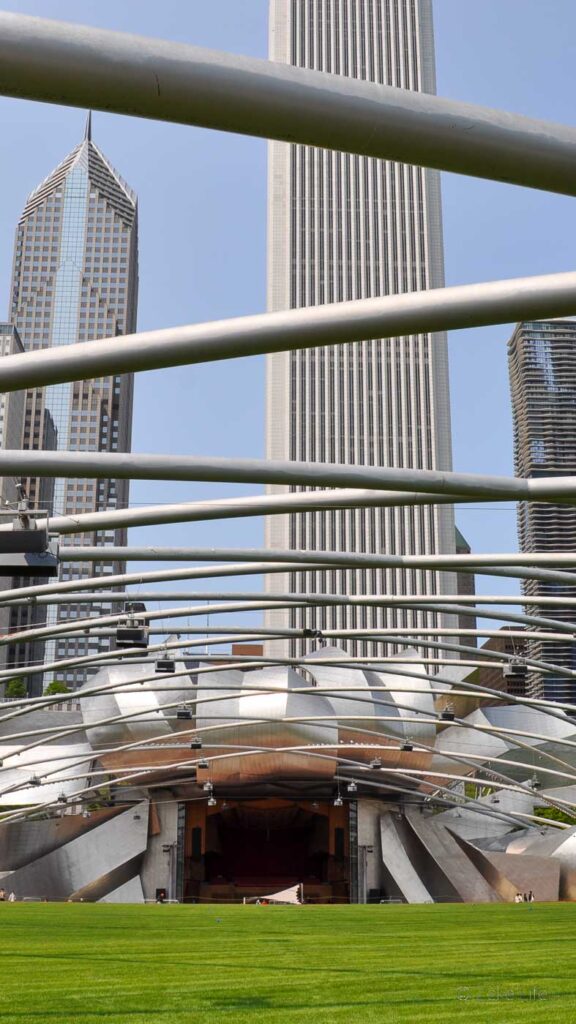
[{"x1": 1, "y1": 1, "x2": 575, "y2": 630}]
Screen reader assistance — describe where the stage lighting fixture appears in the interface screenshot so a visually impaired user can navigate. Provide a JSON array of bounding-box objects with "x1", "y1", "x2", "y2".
[{"x1": 155, "y1": 658, "x2": 176, "y2": 674}]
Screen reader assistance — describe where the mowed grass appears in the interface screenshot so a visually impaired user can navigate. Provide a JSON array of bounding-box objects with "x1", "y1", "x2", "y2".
[{"x1": 1, "y1": 902, "x2": 575, "y2": 1024}]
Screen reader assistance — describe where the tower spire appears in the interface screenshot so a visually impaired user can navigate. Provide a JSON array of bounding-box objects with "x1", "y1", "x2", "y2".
[{"x1": 84, "y1": 111, "x2": 92, "y2": 142}]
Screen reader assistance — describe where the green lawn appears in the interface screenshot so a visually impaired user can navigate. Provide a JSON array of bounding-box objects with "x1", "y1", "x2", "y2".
[{"x1": 1, "y1": 902, "x2": 574, "y2": 1023}]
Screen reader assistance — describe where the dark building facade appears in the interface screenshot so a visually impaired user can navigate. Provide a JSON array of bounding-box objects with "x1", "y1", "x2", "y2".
[
  {"x1": 474, "y1": 628, "x2": 528, "y2": 704},
  {"x1": 508, "y1": 319, "x2": 576, "y2": 702}
]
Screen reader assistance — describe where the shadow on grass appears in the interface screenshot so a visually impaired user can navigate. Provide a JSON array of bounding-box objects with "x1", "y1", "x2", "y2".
[
  {"x1": 0, "y1": 994, "x2": 573, "y2": 1021},
  {"x1": 0, "y1": 951, "x2": 573, "y2": 991}
]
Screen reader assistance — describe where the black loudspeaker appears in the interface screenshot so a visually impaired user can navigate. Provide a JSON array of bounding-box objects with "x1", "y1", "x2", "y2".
[
  {"x1": 335, "y1": 827, "x2": 345, "y2": 862},
  {"x1": 191, "y1": 827, "x2": 203, "y2": 862}
]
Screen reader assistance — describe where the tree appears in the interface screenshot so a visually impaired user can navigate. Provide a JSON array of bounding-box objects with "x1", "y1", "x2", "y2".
[
  {"x1": 43, "y1": 681, "x2": 70, "y2": 696},
  {"x1": 535, "y1": 806, "x2": 576, "y2": 826},
  {"x1": 4, "y1": 678, "x2": 27, "y2": 699}
]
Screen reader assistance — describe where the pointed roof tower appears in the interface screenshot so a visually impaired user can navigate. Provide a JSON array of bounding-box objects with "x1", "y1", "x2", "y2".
[{"x1": 21, "y1": 113, "x2": 136, "y2": 223}]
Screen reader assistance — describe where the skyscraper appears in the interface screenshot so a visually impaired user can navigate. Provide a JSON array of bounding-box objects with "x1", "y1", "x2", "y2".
[
  {"x1": 0, "y1": 323, "x2": 25, "y2": 508},
  {"x1": 0, "y1": 323, "x2": 26, "y2": 678},
  {"x1": 508, "y1": 319, "x2": 576, "y2": 702},
  {"x1": 265, "y1": 0, "x2": 455, "y2": 656},
  {"x1": 8, "y1": 116, "x2": 138, "y2": 688}
]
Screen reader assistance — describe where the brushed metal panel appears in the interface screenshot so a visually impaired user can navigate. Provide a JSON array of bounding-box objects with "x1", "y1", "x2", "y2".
[{"x1": 5, "y1": 801, "x2": 148, "y2": 900}]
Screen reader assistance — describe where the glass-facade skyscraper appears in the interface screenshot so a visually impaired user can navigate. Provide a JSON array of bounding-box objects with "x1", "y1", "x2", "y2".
[
  {"x1": 0, "y1": 323, "x2": 25, "y2": 507},
  {"x1": 265, "y1": 0, "x2": 455, "y2": 657},
  {"x1": 509, "y1": 319, "x2": 576, "y2": 702},
  {"x1": 8, "y1": 116, "x2": 138, "y2": 688}
]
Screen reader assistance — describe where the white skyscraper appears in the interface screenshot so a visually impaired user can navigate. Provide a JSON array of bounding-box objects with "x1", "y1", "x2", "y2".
[{"x1": 265, "y1": 0, "x2": 455, "y2": 656}]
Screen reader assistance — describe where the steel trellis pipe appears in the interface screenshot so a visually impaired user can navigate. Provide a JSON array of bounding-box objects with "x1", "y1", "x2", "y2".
[
  {"x1": 0, "y1": 490, "x2": 476, "y2": 538},
  {"x1": 3, "y1": 678, "x2": 576, "y2": 826},
  {"x1": 4, "y1": 550, "x2": 576, "y2": 608},
  {"x1": 3, "y1": 13, "x2": 576, "y2": 196},
  {"x1": 3, "y1": 596, "x2": 576, "y2": 652},
  {"x1": 0, "y1": 624, "x2": 512, "y2": 687},
  {"x1": 0, "y1": 633, "x2": 293, "y2": 688},
  {"x1": 3, "y1": 675, "x2": 566, "y2": 829},
  {"x1": 2, "y1": 693, "x2": 573, "y2": 824},
  {"x1": 49, "y1": 551, "x2": 576, "y2": 591},
  {"x1": 4, "y1": 638, "x2": 573, "y2": 729},
  {"x1": 4, "y1": 610, "x2": 569, "y2": 684},
  {"x1": 0, "y1": 491, "x2": 462, "y2": 537},
  {"x1": 26, "y1": 547, "x2": 576, "y2": 599},
  {"x1": 33, "y1": 625, "x2": 576, "y2": 647},
  {"x1": 0, "y1": 272, "x2": 576, "y2": 393},
  {"x1": 0, "y1": 750, "x2": 545, "y2": 833},
  {"x1": 0, "y1": 669, "x2": 567, "y2": 729},
  {"x1": 7, "y1": 448, "x2": 576, "y2": 504},
  {"x1": 0, "y1": 706, "x2": 559, "y2": 819},
  {"x1": 2, "y1": 660, "x2": 574, "y2": 751},
  {"x1": 12, "y1": 622, "x2": 575, "y2": 648},
  {"x1": 11, "y1": 720, "x2": 575, "y2": 823},
  {"x1": 5, "y1": 741, "x2": 571, "y2": 827},
  {"x1": 53, "y1": 547, "x2": 576, "y2": 568}
]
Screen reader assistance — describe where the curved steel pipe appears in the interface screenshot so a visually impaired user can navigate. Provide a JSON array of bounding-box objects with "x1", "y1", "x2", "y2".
[
  {"x1": 0, "y1": 490, "x2": 462, "y2": 538},
  {"x1": 5, "y1": 448, "x2": 576, "y2": 504},
  {"x1": 62, "y1": 597, "x2": 576, "y2": 638},
  {"x1": 2, "y1": 13, "x2": 576, "y2": 196},
  {"x1": 56, "y1": 547, "x2": 576, "y2": 569},
  {"x1": 0, "y1": 271, "x2": 575, "y2": 393},
  {"x1": 3, "y1": 595, "x2": 575, "y2": 652}
]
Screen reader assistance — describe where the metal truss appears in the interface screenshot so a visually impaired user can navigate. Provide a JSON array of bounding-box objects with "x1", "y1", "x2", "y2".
[{"x1": 1, "y1": 10, "x2": 576, "y2": 833}]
